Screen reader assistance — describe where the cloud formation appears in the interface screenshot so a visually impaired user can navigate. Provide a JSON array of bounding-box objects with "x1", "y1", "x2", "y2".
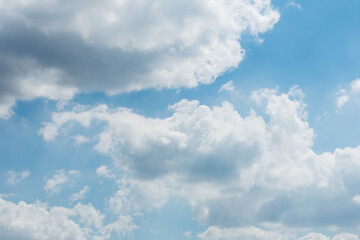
[
  {"x1": 0, "y1": 0, "x2": 279, "y2": 118},
  {"x1": 38, "y1": 86, "x2": 360, "y2": 234}
]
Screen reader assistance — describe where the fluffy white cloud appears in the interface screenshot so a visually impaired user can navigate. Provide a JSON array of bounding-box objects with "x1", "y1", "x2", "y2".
[
  {"x1": 7, "y1": 170, "x2": 30, "y2": 185},
  {"x1": 0, "y1": 0, "x2": 279, "y2": 118},
  {"x1": 0, "y1": 197, "x2": 136, "y2": 240},
  {"x1": 44, "y1": 169, "x2": 79, "y2": 195},
  {"x1": 109, "y1": 178, "x2": 170, "y2": 215},
  {"x1": 39, "y1": 87, "x2": 360, "y2": 232}
]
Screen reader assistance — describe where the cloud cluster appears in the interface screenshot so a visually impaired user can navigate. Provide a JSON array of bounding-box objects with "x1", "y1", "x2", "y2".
[
  {"x1": 0, "y1": 197, "x2": 136, "y2": 240},
  {"x1": 38, "y1": 86, "x2": 360, "y2": 234},
  {"x1": 0, "y1": 0, "x2": 279, "y2": 119}
]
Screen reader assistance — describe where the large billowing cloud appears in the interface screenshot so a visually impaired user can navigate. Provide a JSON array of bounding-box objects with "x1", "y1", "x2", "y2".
[
  {"x1": 0, "y1": 0, "x2": 279, "y2": 118},
  {"x1": 38, "y1": 86, "x2": 360, "y2": 236}
]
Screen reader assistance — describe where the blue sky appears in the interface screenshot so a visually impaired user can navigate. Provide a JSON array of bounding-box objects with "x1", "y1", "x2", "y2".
[{"x1": 1, "y1": 0, "x2": 360, "y2": 239}]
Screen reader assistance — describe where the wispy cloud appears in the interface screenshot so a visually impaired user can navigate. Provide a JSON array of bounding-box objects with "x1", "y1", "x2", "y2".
[
  {"x1": 7, "y1": 170, "x2": 30, "y2": 185},
  {"x1": 96, "y1": 166, "x2": 115, "y2": 179},
  {"x1": 336, "y1": 78, "x2": 360, "y2": 110},
  {"x1": 44, "y1": 169, "x2": 80, "y2": 195},
  {"x1": 218, "y1": 80, "x2": 236, "y2": 93},
  {"x1": 71, "y1": 186, "x2": 90, "y2": 202},
  {"x1": 287, "y1": 1, "x2": 302, "y2": 9}
]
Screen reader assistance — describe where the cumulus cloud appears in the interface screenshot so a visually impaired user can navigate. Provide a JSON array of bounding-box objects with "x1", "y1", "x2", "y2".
[
  {"x1": 44, "y1": 169, "x2": 79, "y2": 195},
  {"x1": 39, "y1": 86, "x2": 360, "y2": 232},
  {"x1": 0, "y1": 197, "x2": 136, "y2": 240},
  {"x1": 7, "y1": 170, "x2": 30, "y2": 185},
  {"x1": 0, "y1": 0, "x2": 280, "y2": 118}
]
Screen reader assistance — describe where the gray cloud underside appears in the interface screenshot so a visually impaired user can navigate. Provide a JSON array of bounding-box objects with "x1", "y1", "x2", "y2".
[
  {"x1": 39, "y1": 87, "x2": 360, "y2": 233},
  {"x1": 0, "y1": 0, "x2": 279, "y2": 118}
]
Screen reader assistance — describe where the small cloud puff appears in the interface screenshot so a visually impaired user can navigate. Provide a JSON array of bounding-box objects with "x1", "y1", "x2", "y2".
[
  {"x1": 287, "y1": 1, "x2": 302, "y2": 9},
  {"x1": 336, "y1": 78, "x2": 360, "y2": 110},
  {"x1": 218, "y1": 80, "x2": 236, "y2": 93},
  {"x1": 71, "y1": 186, "x2": 90, "y2": 202},
  {"x1": 96, "y1": 165, "x2": 115, "y2": 179}
]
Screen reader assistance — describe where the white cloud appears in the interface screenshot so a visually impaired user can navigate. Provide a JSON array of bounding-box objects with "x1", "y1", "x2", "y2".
[
  {"x1": 350, "y1": 79, "x2": 360, "y2": 93},
  {"x1": 336, "y1": 78, "x2": 360, "y2": 110},
  {"x1": 71, "y1": 186, "x2": 90, "y2": 202},
  {"x1": 44, "y1": 169, "x2": 79, "y2": 195},
  {"x1": 7, "y1": 170, "x2": 30, "y2": 185},
  {"x1": 0, "y1": 193, "x2": 15, "y2": 198},
  {"x1": 198, "y1": 226, "x2": 294, "y2": 240},
  {"x1": 184, "y1": 231, "x2": 192, "y2": 238},
  {"x1": 352, "y1": 194, "x2": 360, "y2": 204},
  {"x1": 199, "y1": 228, "x2": 359, "y2": 240},
  {"x1": 0, "y1": 197, "x2": 136, "y2": 240},
  {"x1": 96, "y1": 166, "x2": 115, "y2": 179},
  {"x1": 0, "y1": 0, "x2": 279, "y2": 118},
  {"x1": 287, "y1": 1, "x2": 302, "y2": 9},
  {"x1": 39, "y1": 86, "x2": 360, "y2": 231},
  {"x1": 298, "y1": 233, "x2": 330, "y2": 240},
  {"x1": 332, "y1": 233, "x2": 359, "y2": 240},
  {"x1": 109, "y1": 178, "x2": 170, "y2": 215},
  {"x1": 336, "y1": 89, "x2": 349, "y2": 110},
  {"x1": 73, "y1": 135, "x2": 89, "y2": 145},
  {"x1": 218, "y1": 80, "x2": 236, "y2": 93}
]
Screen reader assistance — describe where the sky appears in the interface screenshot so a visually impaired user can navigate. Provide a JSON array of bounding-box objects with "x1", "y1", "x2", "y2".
[{"x1": 1, "y1": 0, "x2": 360, "y2": 239}]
